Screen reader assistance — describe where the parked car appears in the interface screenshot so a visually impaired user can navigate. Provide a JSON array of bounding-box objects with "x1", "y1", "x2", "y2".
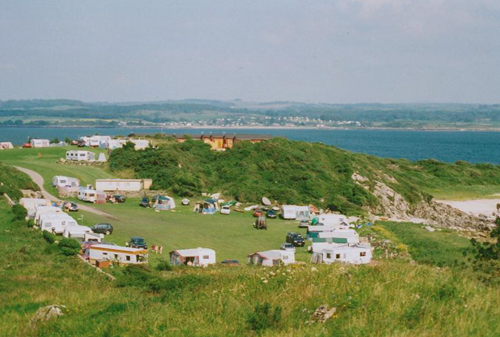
[
  {"x1": 220, "y1": 205, "x2": 231, "y2": 215},
  {"x1": 299, "y1": 219, "x2": 309, "y2": 228},
  {"x1": 280, "y1": 243, "x2": 296, "y2": 252},
  {"x1": 220, "y1": 259, "x2": 240, "y2": 266},
  {"x1": 266, "y1": 209, "x2": 277, "y2": 219},
  {"x1": 253, "y1": 209, "x2": 263, "y2": 217},
  {"x1": 139, "y1": 197, "x2": 151, "y2": 208},
  {"x1": 22, "y1": 143, "x2": 32, "y2": 148},
  {"x1": 112, "y1": 194, "x2": 126, "y2": 203},
  {"x1": 129, "y1": 236, "x2": 147, "y2": 249},
  {"x1": 286, "y1": 232, "x2": 305, "y2": 247},
  {"x1": 91, "y1": 223, "x2": 114, "y2": 235},
  {"x1": 63, "y1": 201, "x2": 78, "y2": 212}
]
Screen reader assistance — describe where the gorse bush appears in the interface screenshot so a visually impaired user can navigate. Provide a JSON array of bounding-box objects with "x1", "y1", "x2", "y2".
[
  {"x1": 0, "y1": 163, "x2": 39, "y2": 201},
  {"x1": 58, "y1": 238, "x2": 81, "y2": 256},
  {"x1": 11, "y1": 204, "x2": 27, "y2": 220},
  {"x1": 42, "y1": 230, "x2": 56, "y2": 244},
  {"x1": 156, "y1": 259, "x2": 173, "y2": 272}
]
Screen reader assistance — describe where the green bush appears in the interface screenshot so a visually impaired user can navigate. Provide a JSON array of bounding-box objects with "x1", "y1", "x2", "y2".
[
  {"x1": 156, "y1": 259, "x2": 172, "y2": 272},
  {"x1": 42, "y1": 230, "x2": 56, "y2": 244},
  {"x1": 27, "y1": 219, "x2": 35, "y2": 228},
  {"x1": 12, "y1": 204, "x2": 27, "y2": 221},
  {"x1": 58, "y1": 238, "x2": 81, "y2": 256},
  {"x1": 246, "y1": 302, "x2": 282, "y2": 332}
]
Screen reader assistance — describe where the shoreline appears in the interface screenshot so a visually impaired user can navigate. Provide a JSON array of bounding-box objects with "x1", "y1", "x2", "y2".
[{"x1": 2, "y1": 125, "x2": 500, "y2": 132}]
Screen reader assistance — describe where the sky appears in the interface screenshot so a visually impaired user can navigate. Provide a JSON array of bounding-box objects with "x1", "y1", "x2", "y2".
[{"x1": 0, "y1": 0, "x2": 499, "y2": 104}]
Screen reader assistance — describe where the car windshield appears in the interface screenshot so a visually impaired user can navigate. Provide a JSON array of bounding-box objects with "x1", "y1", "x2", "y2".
[{"x1": 133, "y1": 238, "x2": 145, "y2": 244}]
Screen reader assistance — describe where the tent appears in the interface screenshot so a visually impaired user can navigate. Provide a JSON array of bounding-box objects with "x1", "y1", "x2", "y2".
[
  {"x1": 169, "y1": 248, "x2": 216, "y2": 267},
  {"x1": 154, "y1": 196, "x2": 176, "y2": 211},
  {"x1": 202, "y1": 199, "x2": 219, "y2": 215}
]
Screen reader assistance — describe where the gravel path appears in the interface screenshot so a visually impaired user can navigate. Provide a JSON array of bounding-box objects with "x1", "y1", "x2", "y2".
[{"x1": 15, "y1": 166, "x2": 119, "y2": 220}]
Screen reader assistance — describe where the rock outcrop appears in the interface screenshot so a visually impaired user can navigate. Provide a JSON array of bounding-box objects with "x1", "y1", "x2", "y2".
[{"x1": 351, "y1": 172, "x2": 494, "y2": 231}]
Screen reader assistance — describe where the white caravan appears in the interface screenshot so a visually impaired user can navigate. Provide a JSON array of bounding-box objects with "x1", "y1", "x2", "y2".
[
  {"x1": 19, "y1": 198, "x2": 51, "y2": 218},
  {"x1": 169, "y1": 248, "x2": 216, "y2": 267},
  {"x1": 311, "y1": 242, "x2": 372, "y2": 265},
  {"x1": 65, "y1": 150, "x2": 96, "y2": 162},
  {"x1": 34, "y1": 206, "x2": 62, "y2": 225},
  {"x1": 63, "y1": 225, "x2": 93, "y2": 241},
  {"x1": 247, "y1": 250, "x2": 295, "y2": 266},
  {"x1": 39, "y1": 214, "x2": 78, "y2": 233},
  {"x1": 281, "y1": 205, "x2": 310, "y2": 220},
  {"x1": 88, "y1": 244, "x2": 148, "y2": 264},
  {"x1": 52, "y1": 176, "x2": 80, "y2": 188}
]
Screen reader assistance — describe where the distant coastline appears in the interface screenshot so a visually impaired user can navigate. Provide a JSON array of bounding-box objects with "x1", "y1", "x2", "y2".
[{"x1": 2, "y1": 124, "x2": 500, "y2": 132}]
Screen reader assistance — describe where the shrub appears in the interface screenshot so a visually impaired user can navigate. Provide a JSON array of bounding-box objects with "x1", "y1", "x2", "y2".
[
  {"x1": 27, "y1": 219, "x2": 35, "y2": 228},
  {"x1": 12, "y1": 204, "x2": 27, "y2": 221},
  {"x1": 58, "y1": 238, "x2": 81, "y2": 256},
  {"x1": 42, "y1": 230, "x2": 56, "y2": 244},
  {"x1": 246, "y1": 302, "x2": 282, "y2": 332},
  {"x1": 156, "y1": 259, "x2": 172, "y2": 272}
]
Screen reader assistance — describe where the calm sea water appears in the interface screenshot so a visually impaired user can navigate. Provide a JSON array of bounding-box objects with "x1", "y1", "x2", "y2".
[{"x1": 1, "y1": 126, "x2": 499, "y2": 164}]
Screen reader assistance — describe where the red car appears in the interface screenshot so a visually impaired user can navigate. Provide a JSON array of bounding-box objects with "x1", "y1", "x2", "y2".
[{"x1": 22, "y1": 143, "x2": 32, "y2": 148}]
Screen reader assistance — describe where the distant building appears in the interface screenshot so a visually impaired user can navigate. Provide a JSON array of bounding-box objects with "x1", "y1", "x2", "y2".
[{"x1": 166, "y1": 133, "x2": 278, "y2": 151}]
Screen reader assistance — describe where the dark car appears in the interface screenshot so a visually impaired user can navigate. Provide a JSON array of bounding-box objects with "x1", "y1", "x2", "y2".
[
  {"x1": 139, "y1": 197, "x2": 151, "y2": 208},
  {"x1": 91, "y1": 223, "x2": 114, "y2": 235},
  {"x1": 113, "y1": 195, "x2": 126, "y2": 203},
  {"x1": 266, "y1": 209, "x2": 277, "y2": 219},
  {"x1": 220, "y1": 259, "x2": 240, "y2": 266},
  {"x1": 286, "y1": 232, "x2": 305, "y2": 247},
  {"x1": 129, "y1": 236, "x2": 147, "y2": 249}
]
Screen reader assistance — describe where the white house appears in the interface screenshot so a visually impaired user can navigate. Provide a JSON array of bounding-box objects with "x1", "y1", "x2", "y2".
[
  {"x1": 169, "y1": 248, "x2": 216, "y2": 267},
  {"x1": 247, "y1": 250, "x2": 295, "y2": 266},
  {"x1": 19, "y1": 198, "x2": 51, "y2": 218},
  {"x1": 281, "y1": 205, "x2": 310, "y2": 220},
  {"x1": 88, "y1": 244, "x2": 148, "y2": 264},
  {"x1": 66, "y1": 150, "x2": 96, "y2": 162},
  {"x1": 52, "y1": 176, "x2": 80, "y2": 188},
  {"x1": 106, "y1": 139, "x2": 150, "y2": 150},
  {"x1": 95, "y1": 179, "x2": 152, "y2": 192},
  {"x1": 311, "y1": 242, "x2": 372, "y2": 265},
  {"x1": 30, "y1": 139, "x2": 50, "y2": 148},
  {"x1": 0, "y1": 142, "x2": 14, "y2": 150},
  {"x1": 39, "y1": 213, "x2": 78, "y2": 234},
  {"x1": 130, "y1": 139, "x2": 149, "y2": 150}
]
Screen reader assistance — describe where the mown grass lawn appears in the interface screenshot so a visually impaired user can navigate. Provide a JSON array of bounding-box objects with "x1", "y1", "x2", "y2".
[{"x1": 70, "y1": 198, "x2": 310, "y2": 263}]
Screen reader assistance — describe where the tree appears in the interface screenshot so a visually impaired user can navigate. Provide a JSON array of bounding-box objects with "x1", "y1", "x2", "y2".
[
  {"x1": 50, "y1": 137, "x2": 60, "y2": 144},
  {"x1": 469, "y1": 218, "x2": 500, "y2": 283}
]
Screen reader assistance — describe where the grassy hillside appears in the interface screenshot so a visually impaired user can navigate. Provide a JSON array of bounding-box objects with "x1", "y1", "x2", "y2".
[
  {"x1": 0, "y1": 147, "x2": 113, "y2": 196},
  {"x1": 108, "y1": 138, "x2": 500, "y2": 215},
  {"x1": 2, "y1": 197, "x2": 500, "y2": 336},
  {"x1": 0, "y1": 162, "x2": 38, "y2": 200}
]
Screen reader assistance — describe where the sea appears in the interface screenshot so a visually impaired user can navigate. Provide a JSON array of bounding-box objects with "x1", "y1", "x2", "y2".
[{"x1": 1, "y1": 126, "x2": 499, "y2": 164}]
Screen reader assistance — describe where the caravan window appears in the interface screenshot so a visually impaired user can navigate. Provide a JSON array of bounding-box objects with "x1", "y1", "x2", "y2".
[
  {"x1": 126, "y1": 255, "x2": 131, "y2": 261},
  {"x1": 283, "y1": 256, "x2": 288, "y2": 260},
  {"x1": 79, "y1": 153, "x2": 85, "y2": 157},
  {"x1": 335, "y1": 254, "x2": 341, "y2": 259},
  {"x1": 103, "y1": 252, "x2": 108, "y2": 256},
  {"x1": 326, "y1": 253, "x2": 332, "y2": 259},
  {"x1": 360, "y1": 252, "x2": 366, "y2": 257},
  {"x1": 203, "y1": 255, "x2": 210, "y2": 260}
]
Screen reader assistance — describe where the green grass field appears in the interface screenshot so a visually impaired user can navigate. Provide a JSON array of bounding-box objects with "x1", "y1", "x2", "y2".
[
  {"x1": 2, "y1": 199, "x2": 500, "y2": 336},
  {"x1": 0, "y1": 147, "x2": 113, "y2": 196}
]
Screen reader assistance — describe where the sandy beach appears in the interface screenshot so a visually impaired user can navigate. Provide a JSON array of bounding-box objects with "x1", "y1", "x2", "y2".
[{"x1": 437, "y1": 199, "x2": 500, "y2": 218}]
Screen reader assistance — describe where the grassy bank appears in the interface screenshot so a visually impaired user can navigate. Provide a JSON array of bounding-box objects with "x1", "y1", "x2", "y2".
[{"x1": 2, "y1": 198, "x2": 500, "y2": 336}]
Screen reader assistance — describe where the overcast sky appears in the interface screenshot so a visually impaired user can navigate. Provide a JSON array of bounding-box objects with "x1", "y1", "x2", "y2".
[{"x1": 0, "y1": 0, "x2": 499, "y2": 104}]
